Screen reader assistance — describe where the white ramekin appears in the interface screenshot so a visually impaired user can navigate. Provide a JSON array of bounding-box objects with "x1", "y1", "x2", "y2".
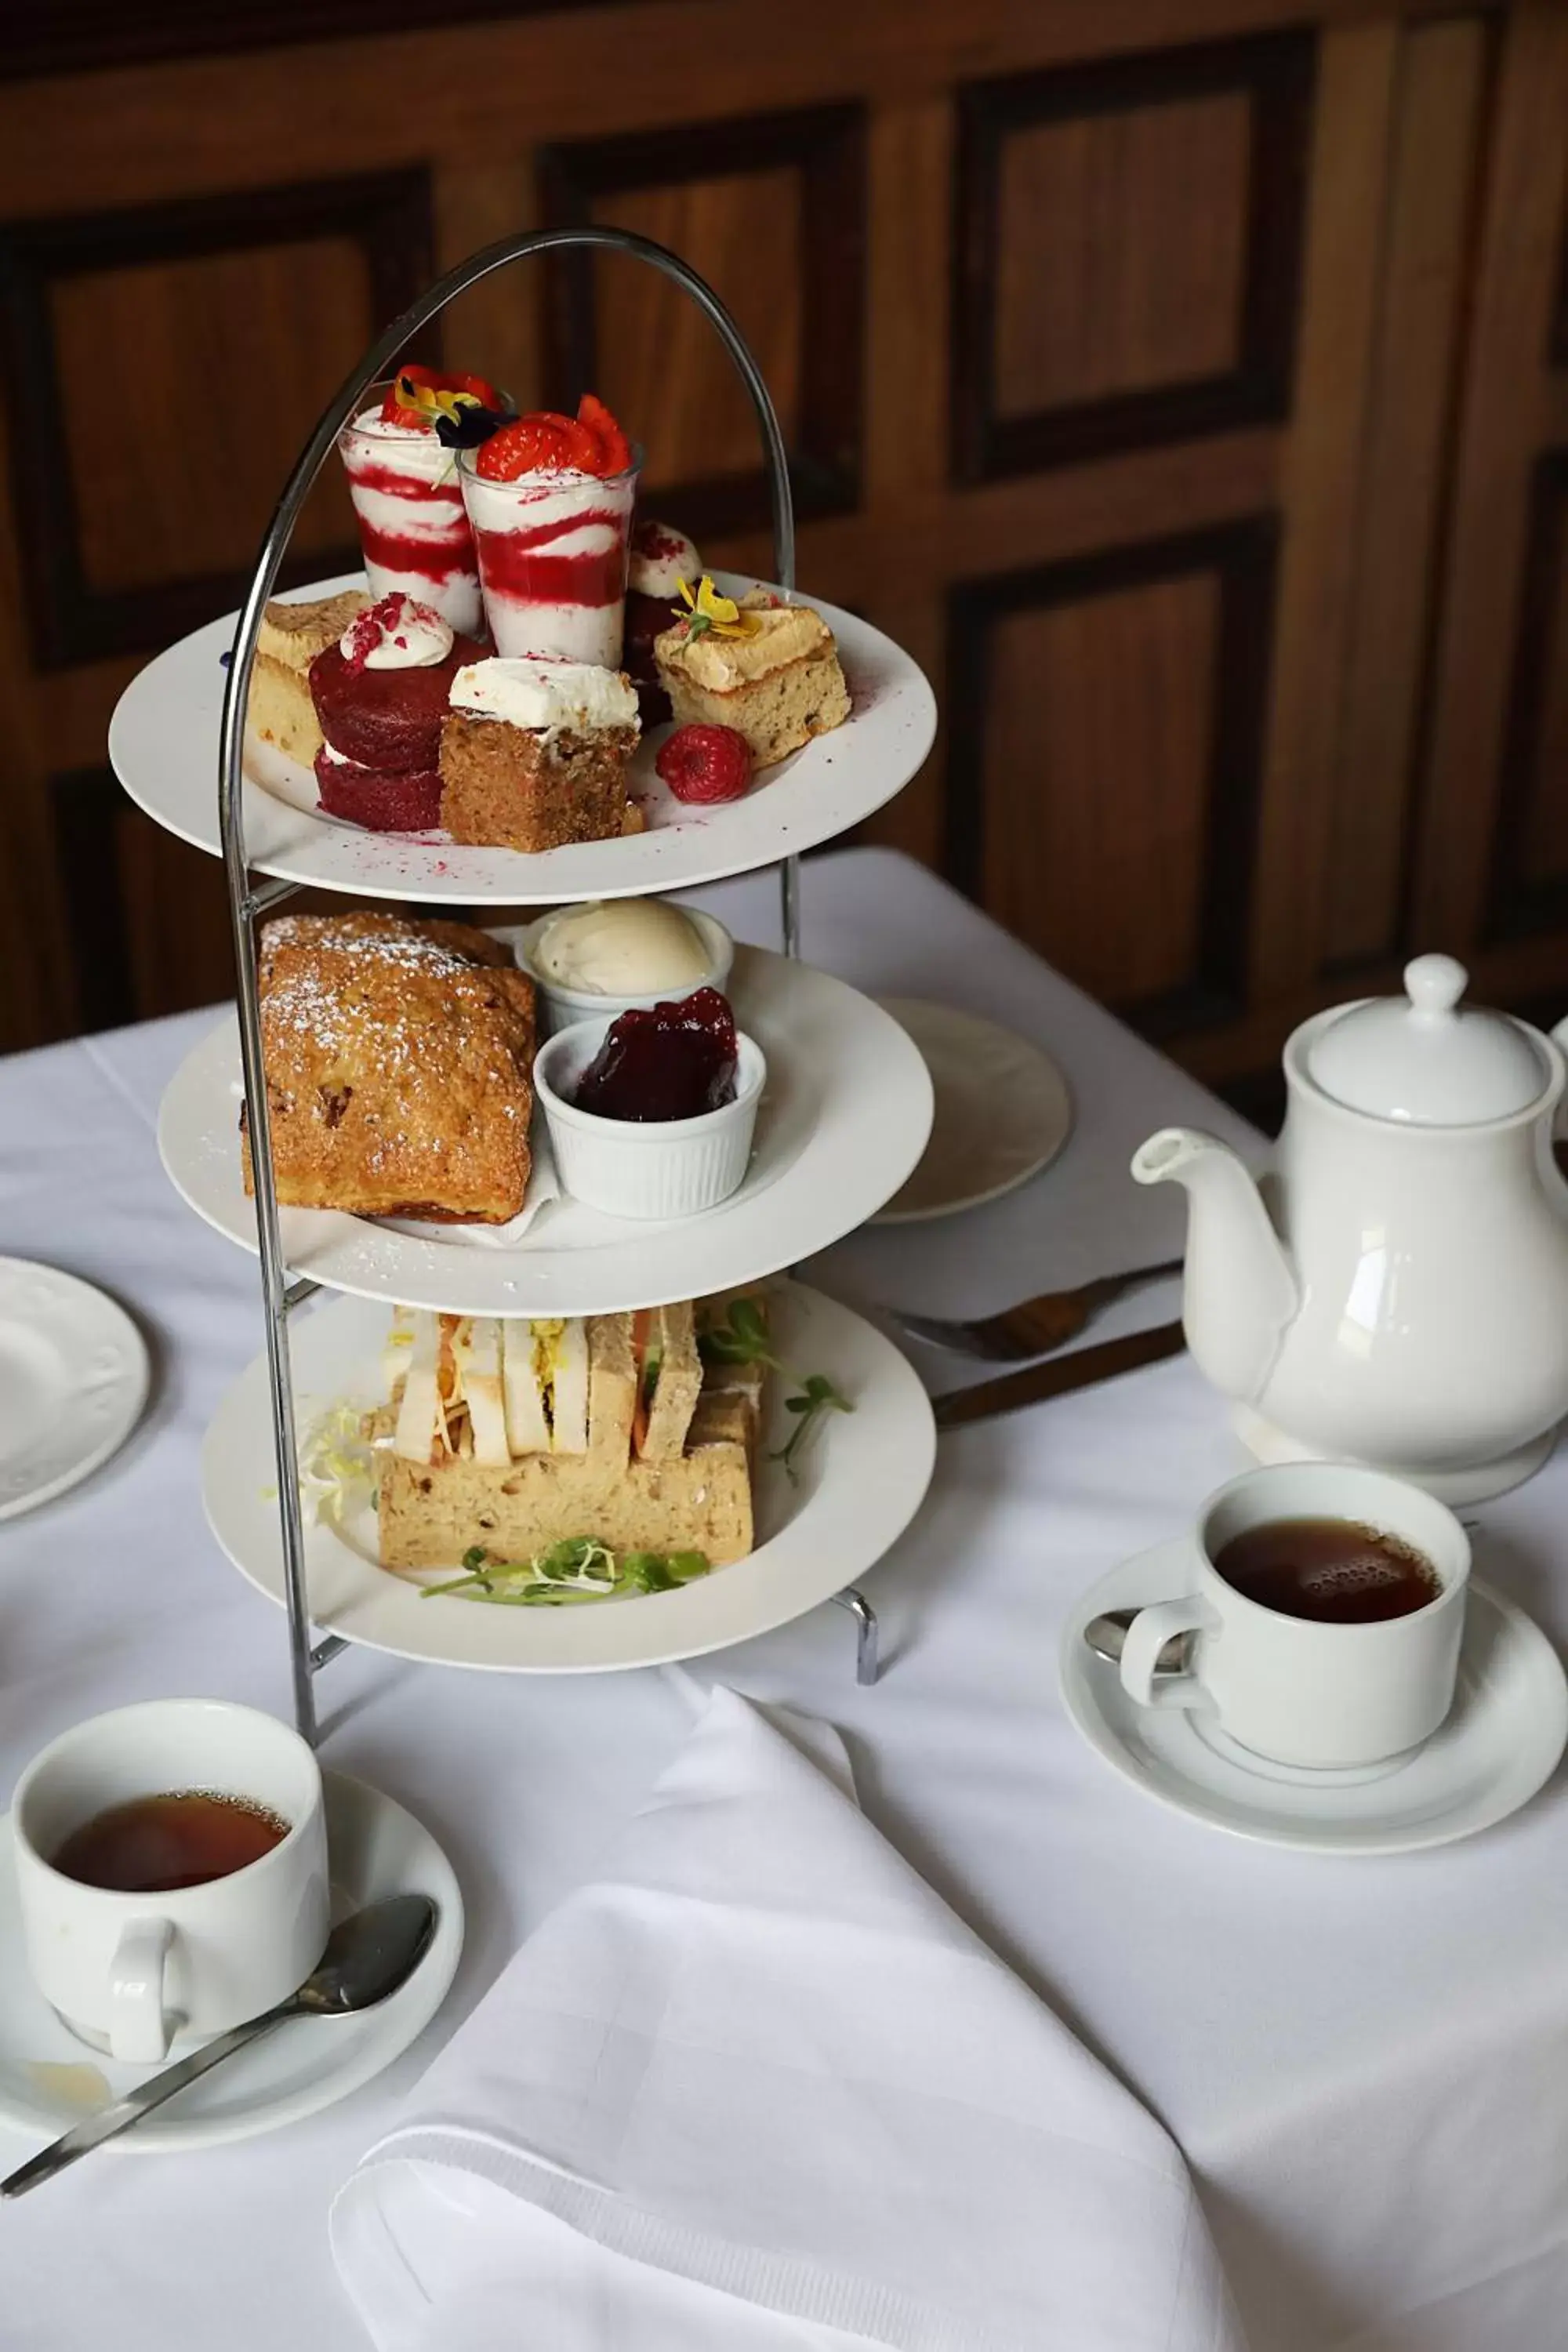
[
  {"x1": 534, "y1": 1014, "x2": 765, "y2": 1220},
  {"x1": 519, "y1": 906, "x2": 734, "y2": 1036}
]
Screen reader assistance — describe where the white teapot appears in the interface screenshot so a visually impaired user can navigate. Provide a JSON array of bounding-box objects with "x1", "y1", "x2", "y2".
[{"x1": 1132, "y1": 956, "x2": 1568, "y2": 1501}]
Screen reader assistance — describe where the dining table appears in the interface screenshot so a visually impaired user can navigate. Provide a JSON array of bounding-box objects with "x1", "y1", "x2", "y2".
[{"x1": 3, "y1": 843, "x2": 1566, "y2": 2352}]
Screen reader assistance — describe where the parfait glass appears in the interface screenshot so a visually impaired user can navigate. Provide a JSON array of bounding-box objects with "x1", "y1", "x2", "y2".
[
  {"x1": 337, "y1": 380, "x2": 484, "y2": 637},
  {"x1": 457, "y1": 445, "x2": 641, "y2": 666}
]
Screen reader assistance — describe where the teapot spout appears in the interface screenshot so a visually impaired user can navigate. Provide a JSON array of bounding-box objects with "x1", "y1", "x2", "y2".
[{"x1": 1131, "y1": 1127, "x2": 1298, "y2": 1404}]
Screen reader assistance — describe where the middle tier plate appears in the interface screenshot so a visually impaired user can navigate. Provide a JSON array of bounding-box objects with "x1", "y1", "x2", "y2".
[{"x1": 158, "y1": 944, "x2": 934, "y2": 1317}]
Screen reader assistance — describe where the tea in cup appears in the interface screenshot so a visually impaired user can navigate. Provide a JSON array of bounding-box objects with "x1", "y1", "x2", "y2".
[
  {"x1": 11, "y1": 1699, "x2": 328, "y2": 2062},
  {"x1": 1117, "y1": 1464, "x2": 1469, "y2": 1769}
]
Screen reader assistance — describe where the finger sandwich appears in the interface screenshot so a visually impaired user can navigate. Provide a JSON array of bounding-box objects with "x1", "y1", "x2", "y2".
[{"x1": 371, "y1": 1298, "x2": 757, "y2": 1570}]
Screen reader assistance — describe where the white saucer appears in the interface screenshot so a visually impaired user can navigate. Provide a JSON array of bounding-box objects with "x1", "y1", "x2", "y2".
[
  {"x1": 108, "y1": 570, "x2": 936, "y2": 907},
  {"x1": 869, "y1": 1000, "x2": 1072, "y2": 1223},
  {"x1": 0, "y1": 1260, "x2": 150, "y2": 1523},
  {"x1": 1059, "y1": 1541, "x2": 1568, "y2": 1854},
  {"x1": 157, "y1": 944, "x2": 933, "y2": 1319},
  {"x1": 204, "y1": 1282, "x2": 935, "y2": 1673},
  {"x1": 0, "y1": 1772, "x2": 462, "y2": 2153}
]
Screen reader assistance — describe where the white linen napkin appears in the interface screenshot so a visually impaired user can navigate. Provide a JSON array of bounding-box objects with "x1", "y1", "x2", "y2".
[{"x1": 332, "y1": 1689, "x2": 1243, "y2": 2352}]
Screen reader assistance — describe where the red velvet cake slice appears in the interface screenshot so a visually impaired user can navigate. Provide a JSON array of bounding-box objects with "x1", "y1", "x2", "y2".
[{"x1": 307, "y1": 593, "x2": 484, "y2": 832}]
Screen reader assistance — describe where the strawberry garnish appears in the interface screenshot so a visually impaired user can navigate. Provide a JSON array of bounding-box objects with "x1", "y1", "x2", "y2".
[
  {"x1": 380, "y1": 364, "x2": 503, "y2": 427},
  {"x1": 655, "y1": 724, "x2": 753, "y2": 805},
  {"x1": 576, "y1": 392, "x2": 633, "y2": 477},
  {"x1": 476, "y1": 411, "x2": 600, "y2": 479},
  {"x1": 475, "y1": 394, "x2": 633, "y2": 481}
]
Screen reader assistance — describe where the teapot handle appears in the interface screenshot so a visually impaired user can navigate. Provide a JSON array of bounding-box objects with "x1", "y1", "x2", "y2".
[{"x1": 1552, "y1": 1021, "x2": 1568, "y2": 1142}]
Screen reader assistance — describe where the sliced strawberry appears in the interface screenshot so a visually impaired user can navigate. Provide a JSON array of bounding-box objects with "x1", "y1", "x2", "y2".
[
  {"x1": 475, "y1": 411, "x2": 601, "y2": 479},
  {"x1": 380, "y1": 364, "x2": 505, "y2": 426},
  {"x1": 655, "y1": 723, "x2": 753, "y2": 805},
  {"x1": 577, "y1": 392, "x2": 633, "y2": 477}
]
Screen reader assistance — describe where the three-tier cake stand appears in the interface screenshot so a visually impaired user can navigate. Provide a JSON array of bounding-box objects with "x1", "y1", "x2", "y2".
[{"x1": 110, "y1": 229, "x2": 939, "y2": 1746}]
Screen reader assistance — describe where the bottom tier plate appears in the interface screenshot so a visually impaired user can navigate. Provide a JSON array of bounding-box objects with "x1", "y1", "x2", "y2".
[{"x1": 202, "y1": 1283, "x2": 935, "y2": 1672}]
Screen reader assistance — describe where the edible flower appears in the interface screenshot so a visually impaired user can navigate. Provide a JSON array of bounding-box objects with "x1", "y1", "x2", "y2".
[
  {"x1": 677, "y1": 575, "x2": 764, "y2": 644},
  {"x1": 381, "y1": 365, "x2": 512, "y2": 448}
]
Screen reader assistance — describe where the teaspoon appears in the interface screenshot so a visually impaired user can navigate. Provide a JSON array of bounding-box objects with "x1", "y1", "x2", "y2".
[
  {"x1": 1083, "y1": 1606, "x2": 1194, "y2": 1676},
  {"x1": 2, "y1": 1893, "x2": 437, "y2": 2199}
]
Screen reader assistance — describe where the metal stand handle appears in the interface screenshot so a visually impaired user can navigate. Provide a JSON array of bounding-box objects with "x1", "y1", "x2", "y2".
[{"x1": 216, "y1": 228, "x2": 807, "y2": 1743}]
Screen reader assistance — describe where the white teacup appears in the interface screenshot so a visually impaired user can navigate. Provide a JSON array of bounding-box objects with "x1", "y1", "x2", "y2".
[
  {"x1": 12, "y1": 1699, "x2": 329, "y2": 2063},
  {"x1": 1118, "y1": 1464, "x2": 1470, "y2": 1769}
]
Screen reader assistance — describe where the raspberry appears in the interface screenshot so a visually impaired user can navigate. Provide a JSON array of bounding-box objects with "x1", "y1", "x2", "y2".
[{"x1": 655, "y1": 724, "x2": 753, "y2": 805}]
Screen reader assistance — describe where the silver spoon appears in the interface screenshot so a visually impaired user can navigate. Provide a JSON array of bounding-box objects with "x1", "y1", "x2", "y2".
[
  {"x1": 1083, "y1": 1606, "x2": 1194, "y2": 1677},
  {"x1": 2, "y1": 1893, "x2": 437, "y2": 2199}
]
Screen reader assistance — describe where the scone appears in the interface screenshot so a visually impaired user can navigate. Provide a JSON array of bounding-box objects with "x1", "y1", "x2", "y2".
[
  {"x1": 654, "y1": 590, "x2": 849, "y2": 768},
  {"x1": 247, "y1": 590, "x2": 372, "y2": 767},
  {"x1": 256, "y1": 911, "x2": 515, "y2": 988},
  {"x1": 440, "y1": 658, "x2": 640, "y2": 853},
  {"x1": 242, "y1": 916, "x2": 535, "y2": 1221}
]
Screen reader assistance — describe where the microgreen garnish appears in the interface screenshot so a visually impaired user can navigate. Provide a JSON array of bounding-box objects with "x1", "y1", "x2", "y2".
[
  {"x1": 699, "y1": 1296, "x2": 786, "y2": 1374},
  {"x1": 422, "y1": 1537, "x2": 710, "y2": 1606},
  {"x1": 700, "y1": 1296, "x2": 854, "y2": 1483},
  {"x1": 771, "y1": 1373, "x2": 853, "y2": 1481}
]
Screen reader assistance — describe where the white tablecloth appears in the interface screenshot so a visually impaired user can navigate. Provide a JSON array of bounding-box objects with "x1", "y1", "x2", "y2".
[{"x1": 2, "y1": 847, "x2": 1566, "y2": 2352}]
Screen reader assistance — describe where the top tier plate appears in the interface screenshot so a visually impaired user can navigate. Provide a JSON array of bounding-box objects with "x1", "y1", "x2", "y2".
[{"x1": 108, "y1": 570, "x2": 936, "y2": 907}]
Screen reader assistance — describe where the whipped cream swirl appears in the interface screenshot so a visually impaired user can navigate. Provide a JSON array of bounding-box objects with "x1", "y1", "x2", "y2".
[
  {"x1": 450, "y1": 658, "x2": 637, "y2": 735},
  {"x1": 340, "y1": 594, "x2": 455, "y2": 670}
]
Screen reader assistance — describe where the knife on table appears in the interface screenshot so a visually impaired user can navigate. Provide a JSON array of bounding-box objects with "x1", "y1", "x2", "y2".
[{"x1": 931, "y1": 1321, "x2": 1185, "y2": 1430}]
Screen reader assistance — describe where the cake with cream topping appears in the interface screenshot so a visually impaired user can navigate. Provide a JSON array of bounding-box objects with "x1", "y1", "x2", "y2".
[
  {"x1": 439, "y1": 657, "x2": 641, "y2": 853},
  {"x1": 308, "y1": 593, "x2": 485, "y2": 832},
  {"x1": 248, "y1": 589, "x2": 372, "y2": 768},
  {"x1": 623, "y1": 519, "x2": 700, "y2": 723},
  {"x1": 655, "y1": 583, "x2": 849, "y2": 767}
]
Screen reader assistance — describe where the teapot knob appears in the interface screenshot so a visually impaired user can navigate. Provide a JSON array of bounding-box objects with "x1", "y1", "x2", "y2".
[{"x1": 1404, "y1": 953, "x2": 1467, "y2": 1024}]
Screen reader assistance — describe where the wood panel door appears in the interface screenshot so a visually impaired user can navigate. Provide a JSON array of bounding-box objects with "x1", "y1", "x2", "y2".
[{"x1": 0, "y1": 0, "x2": 1558, "y2": 1109}]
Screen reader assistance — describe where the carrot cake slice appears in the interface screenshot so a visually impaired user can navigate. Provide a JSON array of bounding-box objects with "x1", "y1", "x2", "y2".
[{"x1": 439, "y1": 658, "x2": 640, "y2": 852}]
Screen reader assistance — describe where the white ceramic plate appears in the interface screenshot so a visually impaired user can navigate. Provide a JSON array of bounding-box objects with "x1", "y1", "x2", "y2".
[
  {"x1": 157, "y1": 944, "x2": 934, "y2": 1318},
  {"x1": 0, "y1": 1772, "x2": 462, "y2": 2154},
  {"x1": 0, "y1": 1260, "x2": 150, "y2": 1523},
  {"x1": 1059, "y1": 1541, "x2": 1568, "y2": 1854},
  {"x1": 203, "y1": 1283, "x2": 935, "y2": 1673},
  {"x1": 870, "y1": 1000, "x2": 1073, "y2": 1223},
  {"x1": 108, "y1": 570, "x2": 936, "y2": 906}
]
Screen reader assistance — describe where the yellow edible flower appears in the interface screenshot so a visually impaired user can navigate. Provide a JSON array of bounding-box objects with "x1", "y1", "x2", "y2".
[
  {"x1": 677, "y1": 575, "x2": 763, "y2": 643},
  {"x1": 392, "y1": 374, "x2": 482, "y2": 428}
]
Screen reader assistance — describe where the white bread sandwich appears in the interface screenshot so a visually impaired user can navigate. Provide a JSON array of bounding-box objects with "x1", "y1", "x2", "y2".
[{"x1": 369, "y1": 1299, "x2": 760, "y2": 1575}]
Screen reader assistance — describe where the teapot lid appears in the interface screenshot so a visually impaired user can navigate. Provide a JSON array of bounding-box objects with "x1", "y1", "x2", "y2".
[{"x1": 1305, "y1": 956, "x2": 1548, "y2": 1124}]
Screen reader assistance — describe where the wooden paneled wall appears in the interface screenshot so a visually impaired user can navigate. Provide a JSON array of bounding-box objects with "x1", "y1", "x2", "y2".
[{"x1": 1, "y1": 0, "x2": 1565, "y2": 1102}]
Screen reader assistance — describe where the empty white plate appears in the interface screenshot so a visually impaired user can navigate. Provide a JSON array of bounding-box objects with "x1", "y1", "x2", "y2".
[
  {"x1": 0, "y1": 1260, "x2": 149, "y2": 1523},
  {"x1": 1060, "y1": 1541, "x2": 1568, "y2": 1854},
  {"x1": 871, "y1": 1000, "x2": 1072, "y2": 1222}
]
